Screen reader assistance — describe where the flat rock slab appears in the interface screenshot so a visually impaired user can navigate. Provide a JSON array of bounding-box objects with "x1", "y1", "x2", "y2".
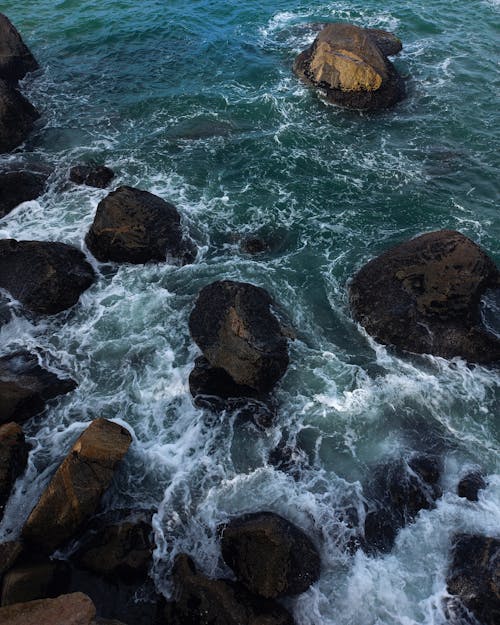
[
  {"x1": 22, "y1": 419, "x2": 132, "y2": 554},
  {"x1": 0, "y1": 80, "x2": 39, "y2": 153},
  {"x1": 0, "y1": 422, "x2": 29, "y2": 521},
  {"x1": 0, "y1": 592, "x2": 96, "y2": 625},
  {"x1": 0, "y1": 14, "x2": 38, "y2": 83},
  {"x1": 349, "y1": 230, "x2": 500, "y2": 363}
]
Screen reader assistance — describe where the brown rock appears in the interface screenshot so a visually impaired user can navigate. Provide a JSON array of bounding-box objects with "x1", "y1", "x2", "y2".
[
  {"x1": 22, "y1": 419, "x2": 132, "y2": 554},
  {"x1": 1, "y1": 560, "x2": 70, "y2": 606},
  {"x1": 365, "y1": 28, "x2": 403, "y2": 56},
  {"x1": 0, "y1": 423, "x2": 29, "y2": 520},
  {"x1": 294, "y1": 23, "x2": 404, "y2": 110},
  {"x1": 0, "y1": 79, "x2": 39, "y2": 153},
  {"x1": 0, "y1": 543, "x2": 22, "y2": 577},
  {"x1": 69, "y1": 166, "x2": 114, "y2": 189},
  {"x1": 349, "y1": 230, "x2": 500, "y2": 363},
  {"x1": 0, "y1": 14, "x2": 38, "y2": 83},
  {"x1": 0, "y1": 592, "x2": 96, "y2": 625}
]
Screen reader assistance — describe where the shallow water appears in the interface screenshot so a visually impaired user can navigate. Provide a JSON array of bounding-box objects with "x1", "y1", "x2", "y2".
[{"x1": 0, "y1": 1, "x2": 499, "y2": 624}]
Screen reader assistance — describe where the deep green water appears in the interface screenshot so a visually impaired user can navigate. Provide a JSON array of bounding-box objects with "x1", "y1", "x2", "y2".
[{"x1": 0, "y1": 2, "x2": 499, "y2": 624}]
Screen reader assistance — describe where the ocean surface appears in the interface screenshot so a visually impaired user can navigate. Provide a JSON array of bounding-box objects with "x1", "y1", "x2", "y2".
[{"x1": 1, "y1": 1, "x2": 499, "y2": 623}]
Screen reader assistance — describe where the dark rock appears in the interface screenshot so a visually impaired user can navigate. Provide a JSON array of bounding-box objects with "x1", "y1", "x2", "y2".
[
  {"x1": 294, "y1": 23, "x2": 404, "y2": 110},
  {"x1": 0, "y1": 351, "x2": 77, "y2": 425},
  {"x1": 446, "y1": 534, "x2": 500, "y2": 625},
  {"x1": 85, "y1": 186, "x2": 196, "y2": 265},
  {"x1": 22, "y1": 418, "x2": 132, "y2": 554},
  {"x1": 365, "y1": 28, "x2": 403, "y2": 56},
  {"x1": 0, "y1": 79, "x2": 39, "y2": 153},
  {"x1": 240, "y1": 237, "x2": 269, "y2": 255},
  {"x1": 0, "y1": 14, "x2": 38, "y2": 83},
  {"x1": 164, "y1": 554, "x2": 295, "y2": 625},
  {"x1": 349, "y1": 230, "x2": 500, "y2": 363},
  {"x1": 69, "y1": 165, "x2": 114, "y2": 189},
  {"x1": 0, "y1": 239, "x2": 95, "y2": 315},
  {"x1": 219, "y1": 511, "x2": 321, "y2": 598},
  {"x1": 0, "y1": 542, "x2": 22, "y2": 577},
  {"x1": 457, "y1": 472, "x2": 486, "y2": 502},
  {"x1": 1, "y1": 559, "x2": 70, "y2": 606},
  {"x1": 268, "y1": 439, "x2": 309, "y2": 479},
  {"x1": 0, "y1": 170, "x2": 48, "y2": 218},
  {"x1": 189, "y1": 281, "x2": 289, "y2": 393},
  {"x1": 0, "y1": 592, "x2": 97, "y2": 625},
  {"x1": 0, "y1": 422, "x2": 29, "y2": 520}
]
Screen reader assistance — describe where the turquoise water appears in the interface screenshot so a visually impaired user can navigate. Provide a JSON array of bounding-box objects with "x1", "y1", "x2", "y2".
[{"x1": 1, "y1": 1, "x2": 499, "y2": 624}]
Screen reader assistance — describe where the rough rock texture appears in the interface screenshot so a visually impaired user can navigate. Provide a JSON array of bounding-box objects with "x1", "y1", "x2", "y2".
[
  {"x1": 1, "y1": 560, "x2": 70, "y2": 606},
  {"x1": 446, "y1": 534, "x2": 500, "y2": 625},
  {"x1": 219, "y1": 512, "x2": 321, "y2": 599},
  {"x1": 22, "y1": 419, "x2": 132, "y2": 554},
  {"x1": 164, "y1": 554, "x2": 295, "y2": 625},
  {"x1": 0, "y1": 542, "x2": 22, "y2": 577},
  {"x1": 268, "y1": 439, "x2": 309, "y2": 480},
  {"x1": 294, "y1": 23, "x2": 404, "y2": 110},
  {"x1": 0, "y1": 592, "x2": 96, "y2": 625},
  {"x1": 0, "y1": 14, "x2": 39, "y2": 83},
  {"x1": 0, "y1": 80, "x2": 39, "y2": 153},
  {"x1": 362, "y1": 454, "x2": 442, "y2": 554},
  {"x1": 457, "y1": 472, "x2": 486, "y2": 502},
  {"x1": 189, "y1": 281, "x2": 289, "y2": 393},
  {"x1": 0, "y1": 422, "x2": 29, "y2": 520},
  {"x1": 349, "y1": 230, "x2": 500, "y2": 363},
  {"x1": 0, "y1": 239, "x2": 95, "y2": 315},
  {"x1": 69, "y1": 165, "x2": 114, "y2": 189},
  {"x1": 0, "y1": 351, "x2": 77, "y2": 425},
  {"x1": 85, "y1": 186, "x2": 196, "y2": 264},
  {"x1": 0, "y1": 170, "x2": 48, "y2": 218}
]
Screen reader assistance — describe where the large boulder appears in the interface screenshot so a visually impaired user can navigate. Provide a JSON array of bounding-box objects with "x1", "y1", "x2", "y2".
[
  {"x1": 164, "y1": 554, "x2": 295, "y2": 625},
  {"x1": 69, "y1": 165, "x2": 114, "y2": 189},
  {"x1": 219, "y1": 511, "x2": 321, "y2": 599},
  {"x1": 349, "y1": 230, "x2": 500, "y2": 363},
  {"x1": 0, "y1": 14, "x2": 38, "y2": 83},
  {"x1": 22, "y1": 419, "x2": 132, "y2": 554},
  {"x1": 189, "y1": 281, "x2": 290, "y2": 393},
  {"x1": 0, "y1": 422, "x2": 29, "y2": 520},
  {"x1": 0, "y1": 592, "x2": 96, "y2": 625},
  {"x1": 85, "y1": 185, "x2": 196, "y2": 264},
  {"x1": 294, "y1": 23, "x2": 404, "y2": 110},
  {"x1": 457, "y1": 471, "x2": 486, "y2": 502},
  {"x1": 0, "y1": 239, "x2": 95, "y2": 315},
  {"x1": 446, "y1": 534, "x2": 499, "y2": 625},
  {"x1": 0, "y1": 169, "x2": 48, "y2": 218},
  {"x1": 0, "y1": 351, "x2": 77, "y2": 425},
  {"x1": 0, "y1": 79, "x2": 39, "y2": 153}
]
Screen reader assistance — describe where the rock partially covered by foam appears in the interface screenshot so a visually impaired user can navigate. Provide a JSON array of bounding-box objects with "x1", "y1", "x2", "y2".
[
  {"x1": 349, "y1": 230, "x2": 500, "y2": 363},
  {"x1": 189, "y1": 281, "x2": 290, "y2": 393},
  {"x1": 219, "y1": 511, "x2": 321, "y2": 598},
  {"x1": 85, "y1": 185, "x2": 196, "y2": 264},
  {"x1": 294, "y1": 23, "x2": 404, "y2": 110},
  {"x1": 0, "y1": 79, "x2": 39, "y2": 153},
  {"x1": 69, "y1": 165, "x2": 114, "y2": 189},
  {"x1": 0, "y1": 14, "x2": 39, "y2": 83},
  {"x1": 0, "y1": 422, "x2": 29, "y2": 521},
  {"x1": 457, "y1": 471, "x2": 487, "y2": 502}
]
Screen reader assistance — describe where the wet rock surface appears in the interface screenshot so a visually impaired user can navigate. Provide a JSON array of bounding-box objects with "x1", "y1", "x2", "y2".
[
  {"x1": 85, "y1": 185, "x2": 196, "y2": 264},
  {"x1": 189, "y1": 281, "x2": 290, "y2": 393},
  {"x1": 0, "y1": 79, "x2": 39, "y2": 153},
  {"x1": 349, "y1": 230, "x2": 500, "y2": 363},
  {"x1": 0, "y1": 422, "x2": 29, "y2": 520},
  {"x1": 0, "y1": 592, "x2": 96, "y2": 625},
  {"x1": 457, "y1": 471, "x2": 486, "y2": 502},
  {"x1": 219, "y1": 511, "x2": 321, "y2": 598},
  {"x1": 0, "y1": 351, "x2": 77, "y2": 425},
  {"x1": 0, "y1": 14, "x2": 39, "y2": 83},
  {"x1": 164, "y1": 554, "x2": 295, "y2": 625},
  {"x1": 0, "y1": 169, "x2": 48, "y2": 218},
  {"x1": 0, "y1": 542, "x2": 22, "y2": 577},
  {"x1": 1, "y1": 559, "x2": 70, "y2": 606},
  {"x1": 0, "y1": 239, "x2": 95, "y2": 315},
  {"x1": 22, "y1": 418, "x2": 132, "y2": 554},
  {"x1": 294, "y1": 23, "x2": 404, "y2": 110},
  {"x1": 69, "y1": 165, "x2": 115, "y2": 189}
]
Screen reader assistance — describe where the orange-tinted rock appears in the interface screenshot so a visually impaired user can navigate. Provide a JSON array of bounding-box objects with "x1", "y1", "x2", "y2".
[
  {"x1": 22, "y1": 419, "x2": 132, "y2": 554},
  {"x1": 0, "y1": 592, "x2": 96, "y2": 625}
]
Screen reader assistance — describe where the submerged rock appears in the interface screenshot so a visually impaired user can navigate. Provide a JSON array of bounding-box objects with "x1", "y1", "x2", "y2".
[
  {"x1": 0, "y1": 351, "x2": 77, "y2": 425},
  {"x1": 349, "y1": 230, "x2": 500, "y2": 363},
  {"x1": 69, "y1": 165, "x2": 114, "y2": 189},
  {"x1": 446, "y1": 534, "x2": 500, "y2": 625},
  {"x1": 457, "y1": 471, "x2": 486, "y2": 502},
  {"x1": 294, "y1": 23, "x2": 404, "y2": 110},
  {"x1": 0, "y1": 422, "x2": 29, "y2": 521},
  {"x1": 0, "y1": 169, "x2": 48, "y2": 219},
  {"x1": 189, "y1": 281, "x2": 290, "y2": 393},
  {"x1": 0, "y1": 592, "x2": 96, "y2": 625},
  {"x1": 164, "y1": 554, "x2": 295, "y2": 625},
  {"x1": 0, "y1": 79, "x2": 40, "y2": 153},
  {"x1": 85, "y1": 185, "x2": 196, "y2": 264},
  {"x1": 0, "y1": 14, "x2": 39, "y2": 83},
  {"x1": 22, "y1": 418, "x2": 132, "y2": 554},
  {"x1": 0, "y1": 239, "x2": 95, "y2": 315},
  {"x1": 219, "y1": 511, "x2": 321, "y2": 599}
]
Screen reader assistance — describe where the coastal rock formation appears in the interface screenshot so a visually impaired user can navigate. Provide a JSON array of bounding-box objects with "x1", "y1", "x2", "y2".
[
  {"x1": 0, "y1": 542, "x2": 22, "y2": 576},
  {"x1": 294, "y1": 23, "x2": 404, "y2": 110},
  {"x1": 0, "y1": 352, "x2": 77, "y2": 425},
  {"x1": 219, "y1": 511, "x2": 321, "y2": 598},
  {"x1": 0, "y1": 14, "x2": 39, "y2": 83},
  {"x1": 0, "y1": 240, "x2": 95, "y2": 315},
  {"x1": 22, "y1": 419, "x2": 132, "y2": 554},
  {"x1": 349, "y1": 230, "x2": 500, "y2": 363},
  {"x1": 0, "y1": 169, "x2": 48, "y2": 218},
  {"x1": 69, "y1": 165, "x2": 114, "y2": 189},
  {"x1": 0, "y1": 422, "x2": 29, "y2": 520},
  {"x1": 0, "y1": 592, "x2": 96, "y2": 625},
  {"x1": 1, "y1": 559, "x2": 70, "y2": 606},
  {"x1": 85, "y1": 185, "x2": 196, "y2": 264},
  {"x1": 164, "y1": 554, "x2": 295, "y2": 625},
  {"x1": 189, "y1": 281, "x2": 289, "y2": 393},
  {"x1": 0, "y1": 79, "x2": 40, "y2": 152},
  {"x1": 457, "y1": 471, "x2": 486, "y2": 502},
  {"x1": 446, "y1": 534, "x2": 500, "y2": 625}
]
